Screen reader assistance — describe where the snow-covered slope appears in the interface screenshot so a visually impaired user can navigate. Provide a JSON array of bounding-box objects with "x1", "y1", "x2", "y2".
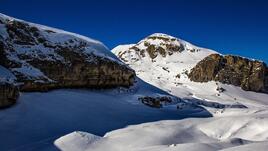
[
  {"x1": 0, "y1": 13, "x2": 126, "y2": 85},
  {"x1": 55, "y1": 116, "x2": 268, "y2": 151},
  {"x1": 0, "y1": 12, "x2": 115, "y2": 67},
  {"x1": 0, "y1": 13, "x2": 113, "y2": 59},
  {"x1": 0, "y1": 65, "x2": 16, "y2": 83},
  {"x1": 0, "y1": 79, "x2": 211, "y2": 151}
]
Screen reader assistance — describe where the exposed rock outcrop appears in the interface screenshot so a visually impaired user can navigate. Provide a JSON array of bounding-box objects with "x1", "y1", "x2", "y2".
[
  {"x1": 0, "y1": 82, "x2": 19, "y2": 108},
  {"x1": 189, "y1": 54, "x2": 268, "y2": 93},
  {"x1": 19, "y1": 57, "x2": 135, "y2": 91}
]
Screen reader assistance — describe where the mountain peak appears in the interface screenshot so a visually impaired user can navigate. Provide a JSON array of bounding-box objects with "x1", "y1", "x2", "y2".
[
  {"x1": 112, "y1": 33, "x2": 217, "y2": 64},
  {"x1": 147, "y1": 33, "x2": 177, "y2": 39},
  {"x1": 112, "y1": 34, "x2": 218, "y2": 99}
]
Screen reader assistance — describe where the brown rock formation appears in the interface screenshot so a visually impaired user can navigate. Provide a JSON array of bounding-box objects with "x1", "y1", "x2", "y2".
[
  {"x1": 189, "y1": 54, "x2": 268, "y2": 93},
  {"x1": 19, "y1": 56, "x2": 135, "y2": 91}
]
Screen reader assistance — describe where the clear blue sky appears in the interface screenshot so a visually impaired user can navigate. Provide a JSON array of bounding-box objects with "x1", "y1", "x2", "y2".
[{"x1": 0, "y1": 0, "x2": 267, "y2": 63}]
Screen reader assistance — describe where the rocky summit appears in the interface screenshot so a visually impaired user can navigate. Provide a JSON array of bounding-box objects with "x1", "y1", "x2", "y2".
[
  {"x1": 113, "y1": 33, "x2": 205, "y2": 63},
  {"x1": 189, "y1": 54, "x2": 268, "y2": 93},
  {"x1": 0, "y1": 13, "x2": 135, "y2": 107}
]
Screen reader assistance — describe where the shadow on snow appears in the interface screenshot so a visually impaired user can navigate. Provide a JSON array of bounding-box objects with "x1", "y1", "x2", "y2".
[{"x1": 0, "y1": 78, "x2": 214, "y2": 151}]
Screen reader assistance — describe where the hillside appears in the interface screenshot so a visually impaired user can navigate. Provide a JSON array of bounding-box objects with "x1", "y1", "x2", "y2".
[{"x1": 0, "y1": 13, "x2": 135, "y2": 107}]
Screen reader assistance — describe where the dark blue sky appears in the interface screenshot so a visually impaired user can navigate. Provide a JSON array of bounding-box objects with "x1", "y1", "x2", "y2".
[{"x1": 0, "y1": 0, "x2": 267, "y2": 63}]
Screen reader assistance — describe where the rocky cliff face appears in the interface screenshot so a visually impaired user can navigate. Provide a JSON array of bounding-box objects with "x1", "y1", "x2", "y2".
[
  {"x1": 0, "y1": 13, "x2": 135, "y2": 107},
  {"x1": 0, "y1": 82, "x2": 19, "y2": 108},
  {"x1": 189, "y1": 54, "x2": 268, "y2": 93}
]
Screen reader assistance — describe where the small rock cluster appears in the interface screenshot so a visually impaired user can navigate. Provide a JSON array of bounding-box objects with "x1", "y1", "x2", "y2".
[{"x1": 138, "y1": 96, "x2": 173, "y2": 108}]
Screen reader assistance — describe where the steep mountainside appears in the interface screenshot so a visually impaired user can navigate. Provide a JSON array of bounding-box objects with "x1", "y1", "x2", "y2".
[{"x1": 0, "y1": 13, "x2": 135, "y2": 107}]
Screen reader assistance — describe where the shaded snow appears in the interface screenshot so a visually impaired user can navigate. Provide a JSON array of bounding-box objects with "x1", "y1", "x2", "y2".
[
  {"x1": 220, "y1": 142, "x2": 268, "y2": 151},
  {"x1": 0, "y1": 65, "x2": 16, "y2": 83},
  {"x1": 12, "y1": 65, "x2": 47, "y2": 79},
  {"x1": 0, "y1": 79, "x2": 210, "y2": 151}
]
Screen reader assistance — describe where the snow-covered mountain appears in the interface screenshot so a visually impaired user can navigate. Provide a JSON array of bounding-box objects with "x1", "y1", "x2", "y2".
[
  {"x1": 85, "y1": 33, "x2": 268, "y2": 151},
  {"x1": 112, "y1": 33, "x2": 219, "y2": 97},
  {"x1": 112, "y1": 33, "x2": 268, "y2": 100},
  {"x1": 1, "y1": 12, "x2": 268, "y2": 151},
  {"x1": 0, "y1": 14, "x2": 211, "y2": 150},
  {"x1": 111, "y1": 33, "x2": 233, "y2": 107},
  {"x1": 0, "y1": 13, "x2": 135, "y2": 108},
  {"x1": 50, "y1": 33, "x2": 268, "y2": 151}
]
